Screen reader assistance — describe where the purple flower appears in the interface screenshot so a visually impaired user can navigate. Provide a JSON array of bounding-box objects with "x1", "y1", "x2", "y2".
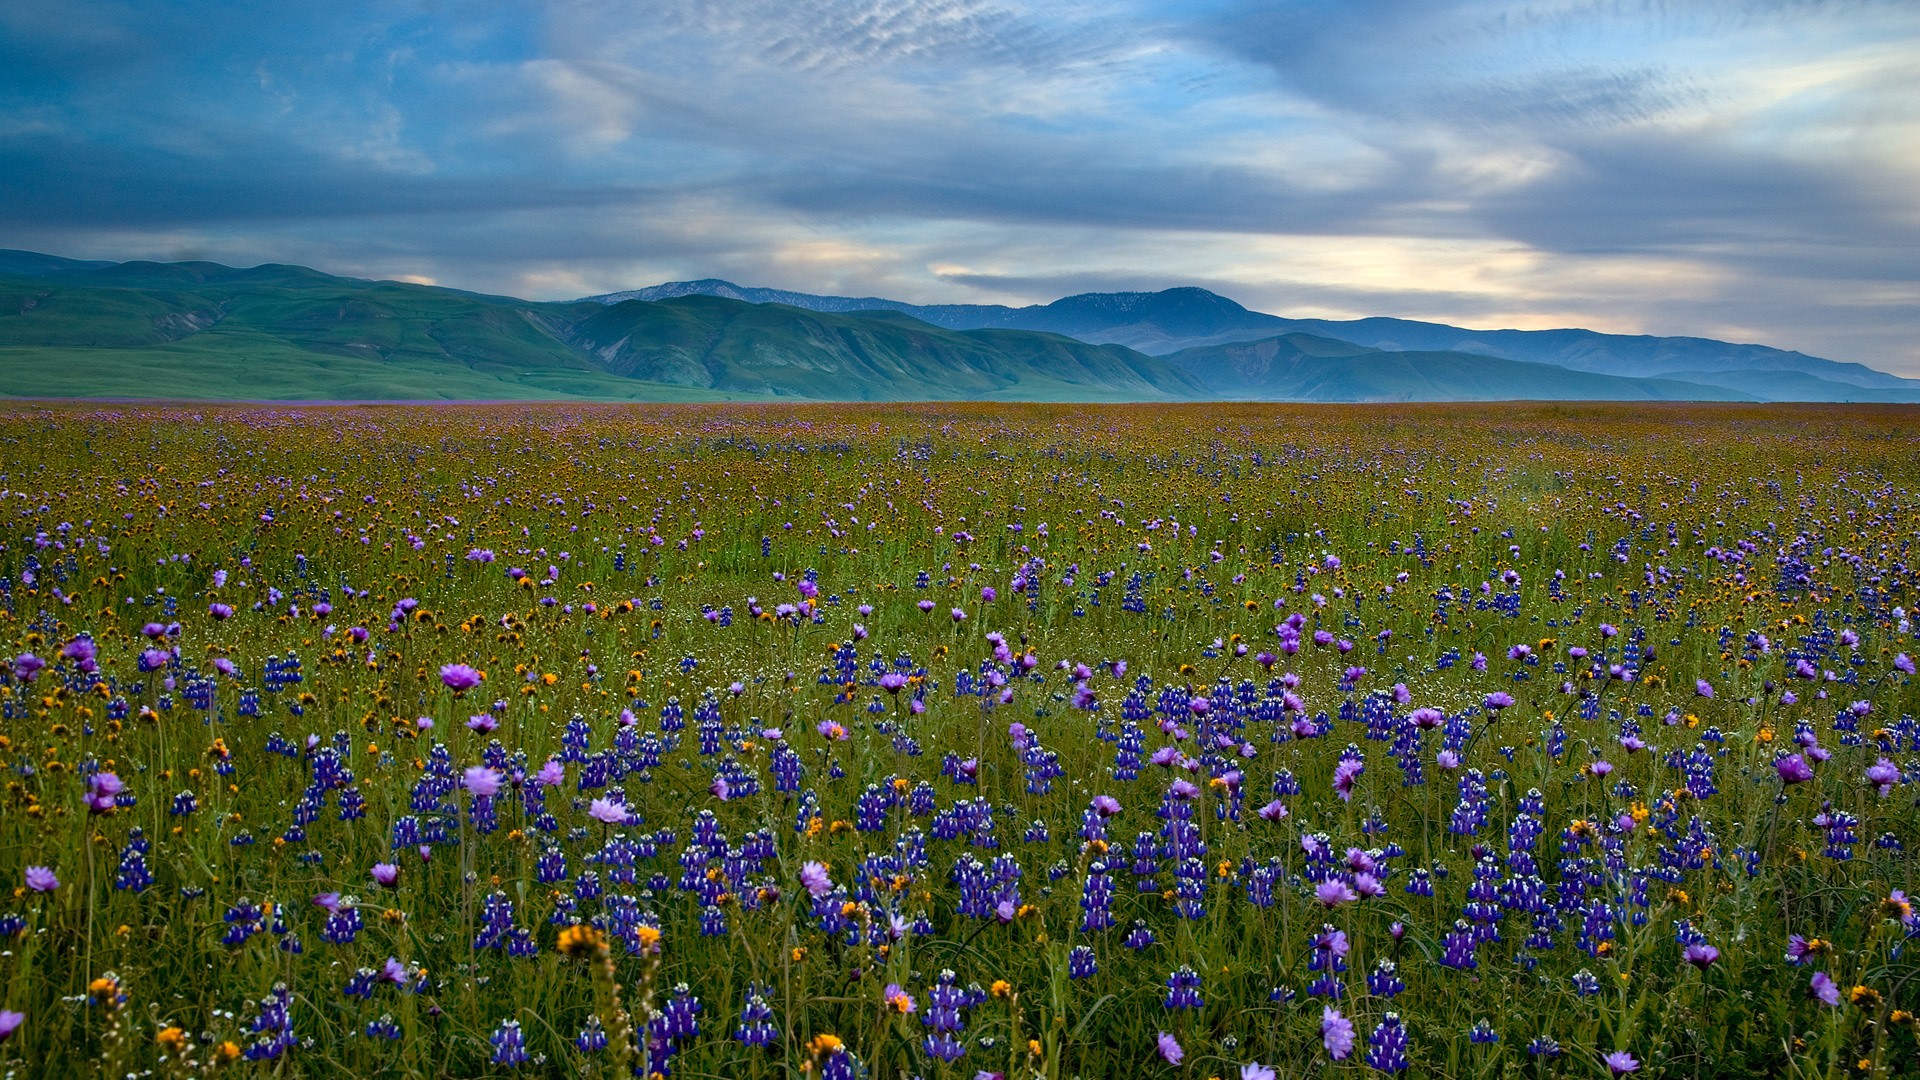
[
  {"x1": 1241, "y1": 1063, "x2": 1276, "y2": 1080},
  {"x1": 463, "y1": 766, "x2": 502, "y2": 797},
  {"x1": 24, "y1": 866, "x2": 57, "y2": 892},
  {"x1": 1775, "y1": 755, "x2": 1814, "y2": 784},
  {"x1": 0, "y1": 1010, "x2": 21, "y2": 1042},
  {"x1": 1683, "y1": 944, "x2": 1719, "y2": 970},
  {"x1": 1483, "y1": 691, "x2": 1515, "y2": 711},
  {"x1": 1316, "y1": 879, "x2": 1357, "y2": 908},
  {"x1": 1155, "y1": 1031, "x2": 1184, "y2": 1065},
  {"x1": 1257, "y1": 799, "x2": 1289, "y2": 821},
  {"x1": 1321, "y1": 1006, "x2": 1355, "y2": 1060},
  {"x1": 466, "y1": 713, "x2": 498, "y2": 733},
  {"x1": 440, "y1": 663, "x2": 482, "y2": 691},
  {"x1": 1694, "y1": 679, "x2": 1713, "y2": 698},
  {"x1": 588, "y1": 797, "x2": 628, "y2": 824},
  {"x1": 1332, "y1": 757, "x2": 1364, "y2": 802},
  {"x1": 1604, "y1": 1050, "x2": 1640, "y2": 1075},
  {"x1": 86, "y1": 771, "x2": 123, "y2": 814},
  {"x1": 1866, "y1": 757, "x2": 1900, "y2": 796},
  {"x1": 535, "y1": 759, "x2": 565, "y2": 787},
  {"x1": 878, "y1": 672, "x2": 909, "y2": 694},
  {"x1": 1811, "y1": 971, "x2": 1840, "y2": 1006},
  {"x1": 1894, "y1": 653, "x2": 1915, "y2": 675},
  {"x1": 371, "y1": 862, "x2": 399, "y2": 887},
  {"x1": 208, "y1": 602, "x2": 234, "y2": 620},
  {"x1": 1091, "y1": 795, "x2": 1121, "y2": 816},
  {"x1": 800, "y1": 861, "x2": 833, "y2": 898}
]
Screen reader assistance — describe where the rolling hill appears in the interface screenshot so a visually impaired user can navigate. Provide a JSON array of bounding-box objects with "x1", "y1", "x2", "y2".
[
  {"x1": 1160, "y1": 333, "x2": 1757, "y2": 403},
  {"x1": 0, "y1": 253, "x2": 1203, "y2": 402},
  {"x1": 4, "y1": 249, "x2": 1902, "y2": 403},
  {"x1": 594, "y1": 279, "x2": 1920, "y2": 399}
]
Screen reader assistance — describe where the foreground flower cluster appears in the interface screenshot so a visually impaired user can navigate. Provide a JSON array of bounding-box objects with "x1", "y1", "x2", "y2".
[{"x1": 0, "y1": 401, "x2": 1915, "y2": 1077}]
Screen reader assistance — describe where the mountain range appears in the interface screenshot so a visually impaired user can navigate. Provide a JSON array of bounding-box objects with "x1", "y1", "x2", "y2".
[
  {"x1": 3, "y1": 249, "x2": 1914, "y2": 403},
  {"x1": 584, "y1": 280, "x2": 1920, "y2": 400}
]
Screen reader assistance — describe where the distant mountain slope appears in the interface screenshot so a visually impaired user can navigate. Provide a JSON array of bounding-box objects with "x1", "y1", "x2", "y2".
[
  {"x1": 1161, "y1": 334, "x2": 1758, "y2": 403},
  {"x1": 587, "y1": 277, "x2": 1917, "y2": 396},
  {"x1": 1262, "y1": 316, "x2": 1917, "y2": 392},
  {"x1": 4, "y1": 250, "x2": 1908, "y2": 403},
  {"x1": 563, "y1": 298, "x2": 1205, "y2": 400},
  {"x1": 0, "y1": 253, "x2": 1202, "y2": 402}
]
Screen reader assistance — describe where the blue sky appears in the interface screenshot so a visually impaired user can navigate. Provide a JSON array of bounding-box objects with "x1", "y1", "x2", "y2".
[{"x1": 3, "y1": 0, "x2": 1917, "y2": 371}]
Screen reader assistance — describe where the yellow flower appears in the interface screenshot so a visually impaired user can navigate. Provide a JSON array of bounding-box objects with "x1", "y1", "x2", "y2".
[
  {"x1": 808, "y1": 1034, "x2": 845, "y2": 1056},
  {"x1": 634, "y1": 924, "x2": 663, "y2": 954},
  {"x1": 990, "y1": 979, "x2": 1013, "y2": 1000},
  {"x1": 558, "y1": 923, "x2": 609, "y2": 960},
  {"x1": 156, "y1": 1026, "x2": 188, "y2": 1053}
]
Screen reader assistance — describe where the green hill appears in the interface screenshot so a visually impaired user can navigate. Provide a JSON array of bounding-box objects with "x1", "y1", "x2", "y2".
[
  {"x1": 1161, "y1": 334, "x2": 1758, "y2": 402},
  {"x1": 0, "y1": 254, "x2": 1205, "y2": 402},
  {"x1": 0, "y1": 250, "x2": 1784, "y2": 403}
]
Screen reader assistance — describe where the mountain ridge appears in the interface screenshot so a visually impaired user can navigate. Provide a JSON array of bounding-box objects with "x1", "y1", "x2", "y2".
[
  {"x1": 2, "y1": 250, "x2": 1910, "y2": 403},
  {"x1": 588, "y1": 277, "x2": 1916, "y2": 393}
]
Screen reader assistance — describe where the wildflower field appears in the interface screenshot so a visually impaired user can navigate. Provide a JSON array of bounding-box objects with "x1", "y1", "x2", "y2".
[{"x1": 1, "y1": 400, "x2": 1917, "y2": 1079}]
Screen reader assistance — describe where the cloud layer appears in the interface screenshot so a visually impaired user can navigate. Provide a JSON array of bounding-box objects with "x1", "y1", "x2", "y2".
[{"x1": 3, "y1": 0, "x2": 1916, "y2": 371}]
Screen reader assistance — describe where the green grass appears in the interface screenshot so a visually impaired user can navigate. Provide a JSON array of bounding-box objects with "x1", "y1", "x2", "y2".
[{"x1": 0, "y1": 402, "x2": 1916, "y2": 1077}]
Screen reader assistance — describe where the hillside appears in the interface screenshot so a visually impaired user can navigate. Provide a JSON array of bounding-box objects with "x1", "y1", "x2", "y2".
[
  {"x1": 0, "y1": 253, "x2": 1202, "y2": 402},
  {"x1": 1161, "y1": 334, "x2": 1759, "y2": 403},
  {"x1": 594, "y1": 278, "x2": 1919, "y2": 398}
]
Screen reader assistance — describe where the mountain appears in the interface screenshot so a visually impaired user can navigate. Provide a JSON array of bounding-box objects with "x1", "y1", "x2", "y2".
[
  {"x1": 588, "y1": 278, "x2": 1920, "y2": 398},
  {"x1": 1162, "y1": 333, "x2": 1758, "y2": 403},
  {"x1": 1256, "y1": 317, "x2": 1916, "y2": 393},
  {"x1": 0, "y1": 252, "x2": 1200, "y2": 402},
  {"x1": 4, "y1": 249, "x2": 1908, "y2": 403},
  {"x1": 563, "y1": 298, "x2": 1202, "y2": 400}
]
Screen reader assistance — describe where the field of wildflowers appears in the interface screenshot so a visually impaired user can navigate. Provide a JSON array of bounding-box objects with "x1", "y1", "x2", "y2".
[{"x1": 0, "y1": 401, "x2": 1916, "y2": 1078}]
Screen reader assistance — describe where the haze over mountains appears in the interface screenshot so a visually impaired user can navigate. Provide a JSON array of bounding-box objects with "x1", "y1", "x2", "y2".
[{"x1": 3, "y1": 249, "x2": 1915, "y2": 404}]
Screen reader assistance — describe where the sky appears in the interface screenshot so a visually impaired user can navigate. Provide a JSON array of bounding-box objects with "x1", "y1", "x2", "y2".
[{"x1": 2, "y1": 0, "x2": 1917, "y2": 372}]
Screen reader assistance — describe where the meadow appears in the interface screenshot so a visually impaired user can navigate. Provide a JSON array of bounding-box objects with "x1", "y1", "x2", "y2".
[{"x1": 0, "y1": 400, "x2": 1915, "y2": 1078}]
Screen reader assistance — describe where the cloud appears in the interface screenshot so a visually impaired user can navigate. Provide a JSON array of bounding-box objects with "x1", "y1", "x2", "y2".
[{"x1": 1, "y1": 0, "x2": 1916, "y2": 373}]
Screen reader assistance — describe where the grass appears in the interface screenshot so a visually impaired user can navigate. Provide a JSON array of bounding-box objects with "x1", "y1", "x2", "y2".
[{"x1": 0, "y1": 401, "x2": 1915, "y2": 1078}]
